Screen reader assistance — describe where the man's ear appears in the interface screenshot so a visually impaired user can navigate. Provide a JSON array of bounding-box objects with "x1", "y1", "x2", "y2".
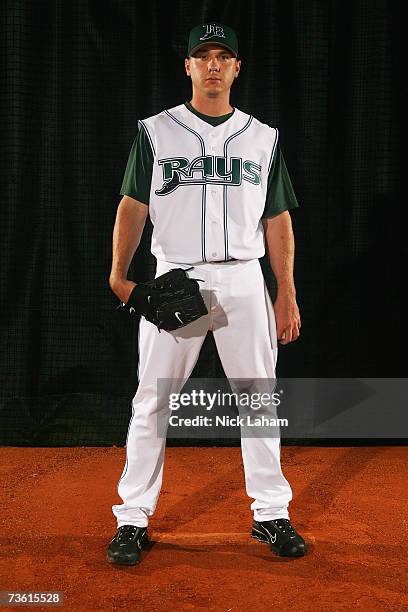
[
  {"x1": 235, "y1": 59, "x2": 242, "y2": 78},
  {"x1": 185, "y1": 57, "x2": 191, "y2": 77}
]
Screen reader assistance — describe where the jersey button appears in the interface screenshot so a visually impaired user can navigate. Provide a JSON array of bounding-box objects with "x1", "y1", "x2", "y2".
[{"x1": 212, "y1": 252, "x2": 217, "y2": 257}]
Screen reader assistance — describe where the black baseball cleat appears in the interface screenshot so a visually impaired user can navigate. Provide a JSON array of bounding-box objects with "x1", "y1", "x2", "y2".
[
  {"x1": 107, "y1": 525, "x2": 149, "y2": 565},
  {"x1": 252, "y1": 518, "x2": 307, "y2": 557}
]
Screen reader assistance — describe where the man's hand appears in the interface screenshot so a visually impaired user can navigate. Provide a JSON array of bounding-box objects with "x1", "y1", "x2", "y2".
[
  {"x1": 273, "y1": 291, "x2": 301, "y2": 344},
  {"x1": 109, "y1": 276, "x2": 137, "y2": 304}
]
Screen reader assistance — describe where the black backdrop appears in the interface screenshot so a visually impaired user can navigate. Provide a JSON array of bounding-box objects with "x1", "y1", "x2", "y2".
[{"x1": 0, "y1": 0, "x2": 406, "y2": 445}]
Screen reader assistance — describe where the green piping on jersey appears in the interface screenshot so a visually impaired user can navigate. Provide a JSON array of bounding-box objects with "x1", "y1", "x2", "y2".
[
  {"x1": 164, "y1": 109, "x2": 208, "y2": 262},
  {"x1": 138, "y1": 120, "x2": 155, "y2": 156},
  {"x1": 161, "y1": 111, "x2": 268, "y2": 262},
  {"x1": 223, "y1": 116, "x2": 254, "y2": 261},
  {"x1": 267, "y1": 128, "x2": 278, "y2": 173}
]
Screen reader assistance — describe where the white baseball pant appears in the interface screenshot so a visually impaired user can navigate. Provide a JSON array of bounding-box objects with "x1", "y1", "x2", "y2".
[{"x1": 112, "y1": 258, "x2": 293, "y2": 527}]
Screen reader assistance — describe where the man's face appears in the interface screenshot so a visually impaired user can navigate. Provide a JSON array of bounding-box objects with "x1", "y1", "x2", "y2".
[{"x1": 185, "y1": 44, "x2": 241, "y2": 98}]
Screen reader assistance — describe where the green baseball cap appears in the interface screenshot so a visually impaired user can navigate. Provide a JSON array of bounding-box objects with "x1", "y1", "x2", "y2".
[{"x1": 187, "y1": 22, "x2": 239, "y2": 58}]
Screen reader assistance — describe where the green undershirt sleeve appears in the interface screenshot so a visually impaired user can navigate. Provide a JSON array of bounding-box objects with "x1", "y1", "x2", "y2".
[
  {"x1": 119, "y1": 126, "x2": 154, "y2": 205},
  {"x1": 262, "y1": 143, "x2": 299, "y2": 218}
]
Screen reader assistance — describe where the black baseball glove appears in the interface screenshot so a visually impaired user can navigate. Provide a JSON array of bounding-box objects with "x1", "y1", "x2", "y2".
[{"x1": 116, "y1": 266, "x2": 208, "y2": 332}]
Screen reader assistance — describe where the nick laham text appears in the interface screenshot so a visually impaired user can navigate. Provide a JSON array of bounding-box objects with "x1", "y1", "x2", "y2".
[{"x1": 169, "y1": 416, "x2": 288, "y2": 427}]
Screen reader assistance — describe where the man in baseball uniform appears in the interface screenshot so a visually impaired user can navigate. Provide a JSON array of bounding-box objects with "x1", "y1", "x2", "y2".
[{"x1": 107, "y1": 22, "x2": 307, "y2": 565}]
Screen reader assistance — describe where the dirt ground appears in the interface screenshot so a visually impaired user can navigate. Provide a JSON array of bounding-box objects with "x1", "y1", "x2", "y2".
[{"x1": 0, "y1": 445, "x2": 407, "y2": 611}]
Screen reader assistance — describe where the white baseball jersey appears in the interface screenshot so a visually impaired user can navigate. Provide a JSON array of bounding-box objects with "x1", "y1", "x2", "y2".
[{"x1": 139, "y1": 104, "x2": 279, "y2": 264}]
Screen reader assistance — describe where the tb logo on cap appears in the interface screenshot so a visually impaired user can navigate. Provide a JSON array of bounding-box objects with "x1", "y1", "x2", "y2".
[{"x1": 200, "y1": 24, "x2": 226, "y2": 41}]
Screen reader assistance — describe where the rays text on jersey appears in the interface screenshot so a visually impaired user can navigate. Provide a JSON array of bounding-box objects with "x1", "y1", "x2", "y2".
[{"x1": 155, "y1": 155, "x2": 262, "y2": 195}]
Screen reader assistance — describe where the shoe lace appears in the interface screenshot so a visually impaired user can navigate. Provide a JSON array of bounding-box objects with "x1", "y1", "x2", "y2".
[
  {"x1": 273, "y1": 518, "x2": 296, "y2": 536},
  {"x1": 118, "y1": 525, "x2": 138, "y2": 542}
]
